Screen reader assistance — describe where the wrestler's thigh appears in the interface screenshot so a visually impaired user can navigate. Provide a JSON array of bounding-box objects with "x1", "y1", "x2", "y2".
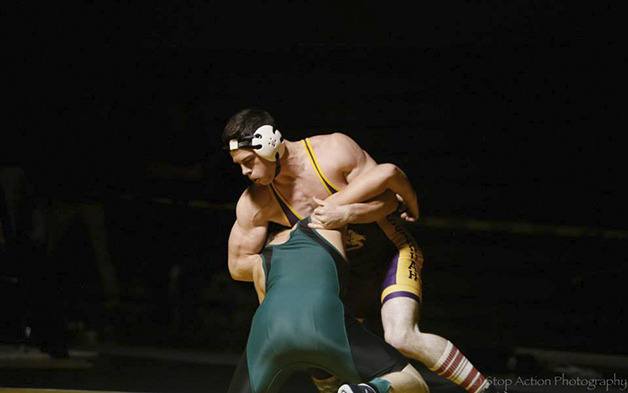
[{"x1": 381, "y1": 296, "x2": 421, "y2": 335}]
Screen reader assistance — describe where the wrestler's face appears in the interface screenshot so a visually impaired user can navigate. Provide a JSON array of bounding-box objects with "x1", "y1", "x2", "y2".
[{"x1": 230, "y1": 149, "x2": 276, "y2": 185}]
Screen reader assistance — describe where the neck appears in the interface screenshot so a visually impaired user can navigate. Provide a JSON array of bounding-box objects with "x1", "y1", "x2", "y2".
[{"x1": 273, "y1": 139, "x2": 306, "y2": 185}]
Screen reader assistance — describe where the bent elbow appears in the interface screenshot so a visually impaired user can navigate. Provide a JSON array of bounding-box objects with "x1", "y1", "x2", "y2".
[
  {"x1": 378, "y1": 163, "x2": 404, "y2": 185},
  {"x1": 228, "y1": 260, "x2": 248, "y2": 281}
]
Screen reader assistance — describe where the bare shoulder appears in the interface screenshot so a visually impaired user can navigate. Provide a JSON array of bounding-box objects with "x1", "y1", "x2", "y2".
[
  {"x1": 308, "y1": 132, "x2": 363, "y2": 170},
  {"x1": 309, "y1": 132, "x2": 361, "y2": 153},
  {"x1": 235, "y1": 184, "x2": 273, "y2": 227}
]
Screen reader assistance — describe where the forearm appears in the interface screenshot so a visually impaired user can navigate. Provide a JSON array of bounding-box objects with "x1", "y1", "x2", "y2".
[
  {"x1": 326, "y1": 166, "x2": 390, "y2": 206},
  {"x1": 386, "y1": 168, "x2": 418, "y2": 217},
  {"x1": 330, "y1": 164, "x2": 413, "y2": 206},
  {"x1": 331, "y1": 163, "x2": 418, "y2": 222},
  {"x1": 344, "y1": 191, "x2": 399, "y2": 224}
]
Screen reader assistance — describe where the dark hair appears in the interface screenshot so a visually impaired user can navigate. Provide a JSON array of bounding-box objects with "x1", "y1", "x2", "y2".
[{"x1": 222, "y1": 108, "x2": 277, "y2": 146}]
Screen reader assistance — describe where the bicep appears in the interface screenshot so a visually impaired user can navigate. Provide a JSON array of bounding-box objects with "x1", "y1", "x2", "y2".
[
  {"x1": 228, "y1": 219, "x2": 267, "y2": 261},
  {"x1": 228, "y1": 194, "x2": 269, "y2": 281},
  {"x1": 336, "y1": 134, "x2": 378, "y2": 185},
  {"x1": 227, "y1": 220, "x2": 267, "y2": 281}
]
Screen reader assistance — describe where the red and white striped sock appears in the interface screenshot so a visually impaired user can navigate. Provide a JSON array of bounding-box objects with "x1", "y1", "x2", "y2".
[{"x1": 429, "y1": 341, "x2": 489, "y2": 393}]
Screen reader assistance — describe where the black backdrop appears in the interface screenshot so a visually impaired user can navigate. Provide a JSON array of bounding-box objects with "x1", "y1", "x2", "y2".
[{"x1": 3, "y1": 1, "x2": 626, "y2": 355}]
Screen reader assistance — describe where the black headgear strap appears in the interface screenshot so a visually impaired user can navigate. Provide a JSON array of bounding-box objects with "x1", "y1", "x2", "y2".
[{"x1": 224, "y1": 134, "x2": 263, "y2": 151}]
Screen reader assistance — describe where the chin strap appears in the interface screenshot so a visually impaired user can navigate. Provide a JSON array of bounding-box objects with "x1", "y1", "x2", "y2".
[{"x1": 274, "y1": 152, "x2": 282, "y2": 177}]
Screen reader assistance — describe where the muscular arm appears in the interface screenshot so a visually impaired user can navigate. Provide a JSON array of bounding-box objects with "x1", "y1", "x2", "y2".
[
  {"x1": 227, "y1": 188, "x2": 269, "y2": 282},
  {"x1": 322, "y1": 133, "x2": 400, "y2": 223},
  {"x1": 330, "y1": 191, "x2": 399, "y2": 225},
  {"x1": 310, "y1": 134, "x2": 418, "y2": 228},
  {"x1": 327, "y1": 163, "x2": 419, "y2": 220}
]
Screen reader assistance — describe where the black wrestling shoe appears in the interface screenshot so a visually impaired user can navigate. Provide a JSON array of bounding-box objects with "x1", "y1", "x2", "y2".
[{"x1": 338, "y1": 383, "x2": 378, "y2": 393}]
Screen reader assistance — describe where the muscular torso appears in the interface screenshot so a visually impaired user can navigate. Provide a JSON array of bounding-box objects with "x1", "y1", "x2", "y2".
[
  {"x1": 234, "y1": 133, "x2": 419, "y2": 319},
  {"x1": 262, "y1": 135, "x2": 351, "y2": 227},
  {"x1": 231, "y1": 132, "x2": 402, "y2": 287}
]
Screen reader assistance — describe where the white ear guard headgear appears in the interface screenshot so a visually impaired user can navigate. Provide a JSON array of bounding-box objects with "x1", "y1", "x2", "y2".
[{"x1": 228, "y1": 125, "x2": 286, "y2": 162}]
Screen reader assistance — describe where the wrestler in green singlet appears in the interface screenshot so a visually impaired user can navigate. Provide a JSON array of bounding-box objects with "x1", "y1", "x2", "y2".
[{"x1": 227, "y1": 217, "x2": 407, "y2": 393}]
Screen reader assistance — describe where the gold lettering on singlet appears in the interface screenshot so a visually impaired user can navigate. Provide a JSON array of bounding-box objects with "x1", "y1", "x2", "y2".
[
  {"x1": 389, "y1": 217, "x2": 419, "y2": 282},
  {"x1": 344, "y1": 229, "x2": 366, "y2": 251}
]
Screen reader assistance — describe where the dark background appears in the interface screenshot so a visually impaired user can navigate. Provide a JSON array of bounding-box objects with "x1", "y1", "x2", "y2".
[{"x1": 3, "y1": 1, "x2": 626, "y2": 359}]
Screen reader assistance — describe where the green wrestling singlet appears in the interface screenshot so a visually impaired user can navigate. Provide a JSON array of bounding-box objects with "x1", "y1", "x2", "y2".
[{"x1": 227, "y1": 217, "x2": 406, "y2": 393}]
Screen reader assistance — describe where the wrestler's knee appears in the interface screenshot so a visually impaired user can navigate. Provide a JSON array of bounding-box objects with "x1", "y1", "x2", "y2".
[{"x1": 384, "y1": 324, "x2": 424, "y2": 357}]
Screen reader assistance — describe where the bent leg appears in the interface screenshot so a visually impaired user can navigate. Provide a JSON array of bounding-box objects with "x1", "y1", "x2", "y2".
[
  {"x1": 381, "y1": 297, "x2": 446, "y2": 365},
  {"x1": 381, "y1": 297, "x2": 489, "y2": 393},
  {"x1": 339, "y1": 315, "x2": 428, "y2": 393},
  {"x1": 375, "y1": 364, "x2": 429, "y2": 393}
]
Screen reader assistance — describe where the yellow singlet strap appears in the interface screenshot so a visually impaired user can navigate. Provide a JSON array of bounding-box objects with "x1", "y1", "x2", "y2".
[{"x1": 303, "y1": 138, "x2": 340, "y2": 195}]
